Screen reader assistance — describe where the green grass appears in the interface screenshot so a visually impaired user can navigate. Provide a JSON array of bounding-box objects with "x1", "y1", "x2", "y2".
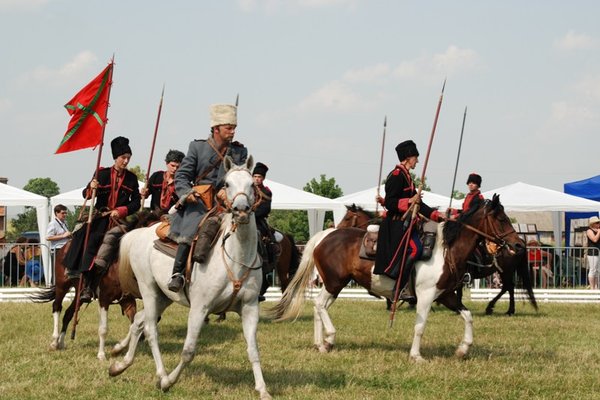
[{"x1": 1, "y1": 299, "x2": 599, "y2": 399}]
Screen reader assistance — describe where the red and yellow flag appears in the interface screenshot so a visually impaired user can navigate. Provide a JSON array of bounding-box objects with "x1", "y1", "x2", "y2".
[{"x1": 55, "y1": 63, "x2": 113, "y2": 154}]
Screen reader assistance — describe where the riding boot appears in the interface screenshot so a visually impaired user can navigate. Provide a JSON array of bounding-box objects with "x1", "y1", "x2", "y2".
[
  {"x1": 193, "y1": 216, "x2": 221, "y2": 264},
  {"x1": 79, "y1": 272, "x2": 96, "y2": 303},
  {"x1": 396, "y1": 256, "x2": 417, "y2": 304},
  {"x1": 167, "y1": 243, "x2": 191, "y2": 292}
]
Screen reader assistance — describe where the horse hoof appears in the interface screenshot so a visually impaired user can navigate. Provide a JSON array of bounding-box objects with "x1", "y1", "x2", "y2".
[
  {"x1": 410, "y1": 355, "x2": 426, "y2": 363},
  {"x1": 455, "y1": 348, "x2": 469, "y2": 359},
  {"x1": 97, "y1": 353, "x2": 107, "y2": 361},
  {"x1": 159, "y1": 377, "x2": 172, "y2": 392},
  {"x1": 111, "y1": 345, "x2": 125, "y2": 357},
  {"x1": 49, "y1": 342, "x2": 58, "y2": 351},
  {"x1": 485, "y1": 308, "x2": 493, "y2": 315},
  {"x1": 108, "y1": 363, "x2": 124, "y2": 377},
  {"x1": 260, "y1": 392, "x2": 273, "y2": 400}
]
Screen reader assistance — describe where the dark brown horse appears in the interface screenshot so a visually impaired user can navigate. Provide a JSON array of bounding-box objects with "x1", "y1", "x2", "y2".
[
  {"x1": 458, "y1": 248, "x2": 537, "y2": 315},
  {"x1": 273, "y1": 230, "x2": 301, "y2": 293},
  {"x1": 270, "y1": 195, "x2": 525, "y2": 361},
  {"x1": 29, "y1": 213, "x2": 158, "y2": 360}
]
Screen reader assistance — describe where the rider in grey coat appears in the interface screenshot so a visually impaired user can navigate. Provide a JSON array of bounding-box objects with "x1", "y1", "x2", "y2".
[{"x1": 167, "y1": 104, "x2": 248, "y2": 292}]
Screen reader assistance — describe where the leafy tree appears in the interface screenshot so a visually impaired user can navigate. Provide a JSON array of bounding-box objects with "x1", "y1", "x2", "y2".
[
  {"x1": 303, "y1": 174, "x2": 343, "y2": 228},
  {"x1": 453, "y1": 190, "x2": 465, "y2": 200},
  {"x1": 269, "y1": 175, "x2": 343, "y2": 243},
  {"x1": 9, "y1": 178, "x2": 60, "y2": 240},
  {"x1": 128, "y1": 165, "x2": 146, "y2": 182}
]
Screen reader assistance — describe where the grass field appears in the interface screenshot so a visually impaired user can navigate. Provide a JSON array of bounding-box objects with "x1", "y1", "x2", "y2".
[{"x1": 1, "y1": 298, "x2": 599, "y2": 400}]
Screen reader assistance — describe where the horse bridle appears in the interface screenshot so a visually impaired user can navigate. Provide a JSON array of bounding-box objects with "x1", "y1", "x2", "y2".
[
  {"x1": 456, "y1": 207, "x2": 517, "y2": 255},
  {"x1": 346, "y1": 211, "x2": 370, "y2": 230}
]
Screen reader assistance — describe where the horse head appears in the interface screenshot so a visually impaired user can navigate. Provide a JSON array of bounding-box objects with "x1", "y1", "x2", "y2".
[
  {"x1": 481, "y1": 194, "x2": 525, "y2": 256},
  {"x1": 337, "y1": 203, "x2": 374, "y2": 229},
  {"x1": 222, "y1": 155, "x2": 256, "y2": 225}
]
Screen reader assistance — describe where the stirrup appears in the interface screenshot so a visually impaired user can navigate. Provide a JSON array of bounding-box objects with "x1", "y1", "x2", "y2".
[
  {"x1": 462, "y1": 273, "x2": 472, "y2": 285},
  {"x1": 167, "y1": 273, "x2": 185, "y2": 292}
]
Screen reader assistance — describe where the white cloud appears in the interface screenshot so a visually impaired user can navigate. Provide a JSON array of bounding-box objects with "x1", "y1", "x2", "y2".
[
  {"x1": 16, "y1": 51, "x2": 98, "y2": 87},
  {"x1": 550, "y1": 101, "x2": 597, "y2": 124},
  {"x1": 393, "y1": 45, "x2": 479, "y2": 82},
  {"x1": 296, "y1": 80, "x2": 364, "y2": 113},
  {"x1": 555, "y1": 30, "x2": 595, "y2": 51},
  {"x1": 0, "y1": 0, "x2": 47, "y2": 11},
  {"x1": 342, "y1": 63, "x2": 391, "y2": 83}
]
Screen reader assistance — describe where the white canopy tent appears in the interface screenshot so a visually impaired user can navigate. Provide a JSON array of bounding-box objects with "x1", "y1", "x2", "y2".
[
  {"x1": 0, "y1": 182, "x2": 50, "y2": 282},
  {"x1": 263, "y1": 179, "x2": 342, "y2": 236},
  {"x1": 52, "y1": 180, "x2": 340, "y2": 238},
  {"x1": 333, "y1": 184, "x2": 453, "y2": 224},
  {"x1": 483, "y1": 181, "x2": 600, "y2": 245}
]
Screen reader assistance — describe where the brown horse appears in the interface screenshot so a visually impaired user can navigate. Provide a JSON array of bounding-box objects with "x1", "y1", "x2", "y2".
[
  {"x1": 270, "y1": 195, "x2": 525, "y2": 361},
  {"x1": 273, "y1": 230, "x2": 301, "y2": 293},
  {"x1": 336, "y1": 204, "x2": 375, "y2": 229},
  {"x1": 29, "y1": 213, "x2": 158, "y2": 360}
]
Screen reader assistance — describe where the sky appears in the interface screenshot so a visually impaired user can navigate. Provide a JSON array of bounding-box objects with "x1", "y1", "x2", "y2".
[{"x1": 1, "y1": 0, "x2": 599, "y2": 202}]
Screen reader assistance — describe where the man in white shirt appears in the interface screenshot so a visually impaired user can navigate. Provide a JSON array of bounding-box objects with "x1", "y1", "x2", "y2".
[{"x1": 46, "y1": 204, "x2": 71, "y2": 251}]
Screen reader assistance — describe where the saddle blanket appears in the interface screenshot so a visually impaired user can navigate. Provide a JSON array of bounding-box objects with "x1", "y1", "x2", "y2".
[{"x1": 154, "y1": 239, "x2": 177, "y2": 259}]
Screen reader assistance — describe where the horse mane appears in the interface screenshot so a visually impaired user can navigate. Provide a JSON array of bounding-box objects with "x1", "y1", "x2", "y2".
[
  {"x1": 345, "y1": 203, "x2": 378, "y2": 223},
  {"x1": 442, "y1": 200, "x2": 484, "y2": 246}
]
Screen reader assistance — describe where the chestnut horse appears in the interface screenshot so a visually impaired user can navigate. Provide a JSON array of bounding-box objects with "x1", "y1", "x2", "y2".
[
  {"x1": 337, "y1": 204, "x2": 375, "y2": 229},
  {"x1": 270, "y1": 195, "x2": 525, "y2": 361},
  {"x1": 29, "y1": 213, "x2": 158, "y2": 360}
]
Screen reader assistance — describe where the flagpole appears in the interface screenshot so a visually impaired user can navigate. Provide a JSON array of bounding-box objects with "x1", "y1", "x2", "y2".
[
  {"x1": 72, "y1": 58, "x2": 115, "y2": 340},
  {"x1": 141, "y1": 84, "x2": 165, "y2": 209}
]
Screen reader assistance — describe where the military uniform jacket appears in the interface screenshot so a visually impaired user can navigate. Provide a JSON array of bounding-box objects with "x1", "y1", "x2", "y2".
[
  {"x1": 374, "y1": 164, "x2": 437, "y2": 275},
  {"x1": 255, "y1": 184, "x2": 272, "y2": 237},
  {"x1": 147, "y1": 170, "x2": 178, "y2": 213},
  {"x1": 169, "y1": 138, "x2": 248, "y2": 244},
  {"x1": 64, "y1": 167, "x2": 140, "y2": 273},
  {"x1": 461, "y1": 190, "x2": 484, "y2": 213}
]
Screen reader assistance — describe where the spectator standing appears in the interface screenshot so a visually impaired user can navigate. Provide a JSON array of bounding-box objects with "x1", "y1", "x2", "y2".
[
  {"x1": 586, "y1": 216, "x2": 600, "y2": 290},
  {"x1": 46, "y1": 204, "x2": 71, "y2": 251}
]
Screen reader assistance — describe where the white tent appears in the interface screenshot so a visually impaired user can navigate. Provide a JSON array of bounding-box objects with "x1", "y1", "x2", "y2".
[
  {"x1": 333, "y1": 184, "x2": 453, "y2": 224},
  {"x1": 483, "y1": 181, "x2": 600, "y2": 245},
  {"x1": 264, "y1": 179, "x2": 342, "y2": 236},
  {"x1": 52, "y1": 179, "x2": 340, "y2": 237},
  {"x1": 50, "y1": 181, "x2": 150, "y2": 208},
  {"x1": 0, "y1": 182, "x2": 50, "y2": 282}
]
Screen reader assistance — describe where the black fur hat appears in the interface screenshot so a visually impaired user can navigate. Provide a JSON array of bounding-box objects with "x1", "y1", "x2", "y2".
[
  {"x1": 253, "y1": 162, "x2": 269, "y2": 177},
  {"x1": 395, "y1": 140, "x2": 419, "y2": 161},
  {"x1": 467, "y1": 173, "x2": 482, "y2": 186},
  {"x1": 165, "y1": 149, "x2": 185, "y2": 164},
  {"x1": 111, "y1": 136, "x2": 132, "y2": 159}
]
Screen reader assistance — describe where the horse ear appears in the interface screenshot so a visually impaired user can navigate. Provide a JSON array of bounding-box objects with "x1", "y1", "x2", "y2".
[
  {"x1": 224, "y1": 155, "x2": 234, "y2": 172},
  {"x1": 492, "y1": 193, "x2": 500, "y2": 208},
  {"x1": 245, "y1": 155, "x2": 254, "y2": 172}
]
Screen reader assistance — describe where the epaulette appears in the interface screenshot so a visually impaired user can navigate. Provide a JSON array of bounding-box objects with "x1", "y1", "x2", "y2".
[{"x1": 231, "y1": 140, "x2": 244, "y2": 147}]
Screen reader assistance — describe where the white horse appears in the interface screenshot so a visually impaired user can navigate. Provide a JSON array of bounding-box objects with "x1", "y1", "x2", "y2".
[
  {"x1": 108, "y1": 156, "x2": 271, "y2": 399},
  {"x1": 270, "y1": 195, "x2": 524, "y2": 362}
]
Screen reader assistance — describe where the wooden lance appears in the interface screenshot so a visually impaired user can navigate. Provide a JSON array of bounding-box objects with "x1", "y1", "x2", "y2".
[
  {"x1": 375, "y1": 116, "x2": 387, "y2": 215},
  {"x1": 140, "y1": 84, "x2": 166, "y2": 209},
  {"x1": 447, "y1": 106, "x2": 468, "y2": 215}
]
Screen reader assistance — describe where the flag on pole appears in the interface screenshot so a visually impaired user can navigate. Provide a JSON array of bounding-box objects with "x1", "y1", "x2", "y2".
[{"x1": 55, "y1": 63, "x2": 113, "y2": 154}]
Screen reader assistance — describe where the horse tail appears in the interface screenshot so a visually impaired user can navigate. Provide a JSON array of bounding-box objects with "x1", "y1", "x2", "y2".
[
  {"x1": 29, "y1": 285, "x2": 57, "y2": 303},
  {"x1": 514, "y1": 250, "x2": 538, "y2": 311},
  {"x1": 268, "y1": 229, "x2": 333, "y2": 321}
]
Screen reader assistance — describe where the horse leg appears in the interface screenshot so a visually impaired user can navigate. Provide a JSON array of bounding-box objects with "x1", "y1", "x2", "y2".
[
  {"x1": 111, "y1": 297, "x2": 138, "y2": 357},
  {"x1": 162, "y1": 304, "x2": 208, "y2": 391},
  {"x1": 313, "y1": 289, "x2": 337, "y2": 353},
  {"x1": 241, "y1": 301, "x2": 271, "y2": 400},
  {"x1": 506, "y1": 285, "x2": 515, "y2": 316},
  {"x1": 485, "y1": 288, "x2": 506, "y2": 315},
  {"x1": 409, "y1": 288, "x2": 437, "y2": 363},
  {"x1": 436, "y1": 291, "x2": 473, "y2": 359},
  {"x1": 57, "y1": 301, "x2": 77, "y2": 350},
  {"x1": 97, "y1": 305, "x2": 109, "y2": 360},
  {"x1": 109, "y1": 309, "x2": 146, "y2": 377}
]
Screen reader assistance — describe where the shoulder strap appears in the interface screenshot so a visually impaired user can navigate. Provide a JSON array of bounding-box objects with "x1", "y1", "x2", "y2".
[{"x1": 194, "y1": 138, "x2": 227, "y2": 184}]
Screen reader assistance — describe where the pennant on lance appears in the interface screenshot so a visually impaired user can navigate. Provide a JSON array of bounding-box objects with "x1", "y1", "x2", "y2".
[{"x1": 55, "y1": 63, "x2": 113, "y2": 154}]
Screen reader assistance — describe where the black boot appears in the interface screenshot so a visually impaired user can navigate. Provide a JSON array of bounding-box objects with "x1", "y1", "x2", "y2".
[
  {"x1": 193, "y1": 217, "x2": 221, "y2": 264},
  {"x1": 168, "y1": 243, "x2": 191, "y2": 292},
  {"x1": 79, "y1": 272, "x2": 96, "y2": 303},
  {"x1": 396, "y1": 257, "x2": 417, "y2": 304}
]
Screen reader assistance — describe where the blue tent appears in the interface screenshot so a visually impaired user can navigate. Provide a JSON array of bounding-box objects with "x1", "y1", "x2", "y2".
[{"x1": 564, "y1": 175, "x2": 600, "y2": 246}]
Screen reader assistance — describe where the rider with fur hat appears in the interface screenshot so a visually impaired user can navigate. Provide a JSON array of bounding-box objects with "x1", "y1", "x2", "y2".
[
  {"x1": 64, "y1": 136, "x2": 141, "y2": 303},
  {"x1": 374, "y1": 140, "x2": 442, "y2": 302},
  {"x1": 142, "y1": 149, "x2": 185, "y2": 213},
  {"x1": 167, "y1": 104, "x2": 248, "y2": 292}
]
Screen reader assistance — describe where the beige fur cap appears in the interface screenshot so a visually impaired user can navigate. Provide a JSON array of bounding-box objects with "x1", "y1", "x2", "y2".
[{"x1": 210, "y1": 104, "x2": 237, "y2": 128}]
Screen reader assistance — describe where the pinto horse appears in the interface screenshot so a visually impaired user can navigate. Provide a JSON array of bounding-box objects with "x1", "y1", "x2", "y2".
[
  {"x1": 108, "y1": 156, "x2": 271, "y2": 399},
  {"x1": 270, "y1": 195, "x2": 524, "y2": 361},
  {"x1": 30, "y1": 241, "x2": 138, "y2": 360}
]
